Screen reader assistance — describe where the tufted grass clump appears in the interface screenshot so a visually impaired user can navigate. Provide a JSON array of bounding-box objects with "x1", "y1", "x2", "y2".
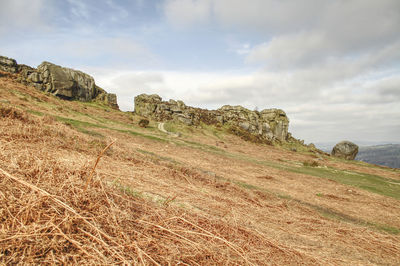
[{"x1": 303, "y1": 160, "x2": 320, "y2": 167}]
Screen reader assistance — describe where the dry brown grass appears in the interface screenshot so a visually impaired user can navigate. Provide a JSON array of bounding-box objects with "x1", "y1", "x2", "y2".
[
  {"x1": 0, "y1": 107, "x2": 318, "y2": 264},
  {"x1": 1, "y1": 76, "x2": 400, "y2": 264}
]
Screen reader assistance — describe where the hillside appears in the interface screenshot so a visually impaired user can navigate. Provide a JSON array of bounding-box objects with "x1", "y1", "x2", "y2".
[
  {"x1": 1, "y1": 71, "x2": 400, "y2": 264},
  {"x1": 357, "y1": 144, "x2": 400, "y2": 169}
]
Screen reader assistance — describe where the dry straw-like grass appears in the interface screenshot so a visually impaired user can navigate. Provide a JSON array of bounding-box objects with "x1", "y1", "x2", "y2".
[
  {"x1": 1, "y1": 78, "x2": 400, "y2": 265},
  {"x1": 0, "y1": 106, "x2": 314, "y2": 265}
]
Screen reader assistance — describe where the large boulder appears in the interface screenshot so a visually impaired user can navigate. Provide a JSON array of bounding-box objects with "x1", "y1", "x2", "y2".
[
  {"x1": 0, "y1": 55, "x2": 119, "y2": 109},
  {"x1": 0, "y1": 56, "x2": 18, "y2": 73},
  {"x1": 331, "y1": 141, "x2": 359, "y2": 160},
  {"x1": 35, "y1": 62, "x2": 98, "y2": 101}
]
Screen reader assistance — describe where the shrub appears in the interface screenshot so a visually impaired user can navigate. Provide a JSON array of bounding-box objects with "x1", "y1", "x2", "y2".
[
  {"x1": 138, "y1": 119, "x2": 149, "y2": 128},
  {"x1": 303, "y1": 160, "x2": 319, "y2": 167},
  {"x1": 0, "y1": 106, "x2": 28, "y2": 121}
]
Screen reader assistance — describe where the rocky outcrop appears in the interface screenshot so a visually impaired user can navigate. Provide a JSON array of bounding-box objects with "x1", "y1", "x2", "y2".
[
  {"x1": 331, "y1": 141, "x2": 359, "y2": 160},
  {"x1": 0, "y1": 56, "x2": 18, "y2": 73},
  {"x1": 134, "y1": 94, "x2": 290, "y2": 142},
  {"x1": 0, "y1": 55, "x2": 119, "y2": 109}
]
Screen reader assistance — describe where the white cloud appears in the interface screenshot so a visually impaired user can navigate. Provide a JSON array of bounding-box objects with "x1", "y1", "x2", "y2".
[
  {"x1": 0, "y1": 0, "x2": 51, "y2": 34},
  {"x1": 246, "y1": 31, "x2": 329, "y2": 69},
  {"x1": 61, "y1": 37, "x2": 156, "y2": 62},
  {"x1": 164, "y1": 0, "x2": 212, "y2": 28},
  {"x1": 88, "y1": 65, "x2": 400, "y2": 143}
]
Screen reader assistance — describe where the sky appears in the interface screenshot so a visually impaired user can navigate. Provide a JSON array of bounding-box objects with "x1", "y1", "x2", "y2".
[{"x1": 0, "y1": 0, "x2": 399, "y2": 145}]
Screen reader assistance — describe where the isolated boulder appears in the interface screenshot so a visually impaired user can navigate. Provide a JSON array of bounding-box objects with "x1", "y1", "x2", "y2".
[{"x1": 331, "y1": 141, "x2": 359, "y2": 160}]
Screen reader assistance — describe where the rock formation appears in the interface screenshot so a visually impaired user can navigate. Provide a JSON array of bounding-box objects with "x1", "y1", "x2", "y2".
[
  {"x1": 331, "y1": 141, "x2": 359, "y2": 160},
  {"x1": 0, "y1": 55, "x2": 119, "y2": 109},
  {"x1": 0, "y1": 56, "x2": 18, "y2": 73},
  {"x1": 134, "y1": 94, "x2": 290, "y2": 142}
]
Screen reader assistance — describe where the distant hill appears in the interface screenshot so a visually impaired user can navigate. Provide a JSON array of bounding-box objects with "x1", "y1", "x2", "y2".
[{"x1": 356, "y1": 144, "x2": 400, "y2": 168}]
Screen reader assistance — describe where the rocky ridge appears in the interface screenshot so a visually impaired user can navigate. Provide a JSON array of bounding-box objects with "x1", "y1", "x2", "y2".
[
  {"x1": 134, "y1": 93, "x2": 292, "y2": 143},
  {"x1": 0, "y1": 55, "x2": 118, "y2": 109}
]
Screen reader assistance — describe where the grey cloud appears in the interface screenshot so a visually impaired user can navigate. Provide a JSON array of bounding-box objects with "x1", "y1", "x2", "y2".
[
  {"x1": 164, "y1": 0, "x2": 212, "y2": 28},
  {"x1": 164, "y1": 0, "x2": 400, "y2": 72},
  {"x1": 0, "y1": 0, "x2": 53, "y2": 34}
]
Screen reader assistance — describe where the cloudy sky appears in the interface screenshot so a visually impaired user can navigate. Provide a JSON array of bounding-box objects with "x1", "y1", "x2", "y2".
[{"x1": 1, "y1": 0, "x2": 399, "y2": 145}]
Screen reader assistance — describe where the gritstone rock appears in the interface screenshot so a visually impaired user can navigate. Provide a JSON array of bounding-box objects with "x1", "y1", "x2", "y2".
[
  {"x1": 0, "y1": 56, "x2": 18, "y2": 73},
  {"x1": 0, "y1": 55, "x2": 119, "y2": 109},
  {"x1": 134, "y1": 93, "x2": 290, "y2": 142},
  {"x1": 331, "y1": 141, "x2": 359, "y2": 160}
]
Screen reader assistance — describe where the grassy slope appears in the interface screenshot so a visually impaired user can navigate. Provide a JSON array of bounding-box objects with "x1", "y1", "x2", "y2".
[{"x1": 1, "y1": 73, "x2": 400, "y2": 264}]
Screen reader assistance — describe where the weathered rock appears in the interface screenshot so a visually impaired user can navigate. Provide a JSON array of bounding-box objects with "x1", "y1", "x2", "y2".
[
  {"x1": 95, "y1": 89, "x2": 119, "y2": 109},
  {"x1": 34, "y1": 61, "x2": 98, "y2": 101},
  {"x1": 134, "y1": 94, "x2": 162, "y2": 117},
  {"x1": 134, "y1": 94, "x2": 290, "y2": 143},
  {"x1": 0, "y1": 55, "x2": 119, "y2": 109},
  {"x1": 331, "y1": 141, "x2": 359, "y2": 160},
  {"x1": 0, "y1": 56, "x2": 18, "y2": 73},
  {"x1": 217, "y1": 105, "x2": 289, "y2": 141}
]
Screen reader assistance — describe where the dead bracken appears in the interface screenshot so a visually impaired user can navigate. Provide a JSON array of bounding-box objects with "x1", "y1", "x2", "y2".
[{"x1": 1, "y1": 68, "x2": 400, "y2": 264}]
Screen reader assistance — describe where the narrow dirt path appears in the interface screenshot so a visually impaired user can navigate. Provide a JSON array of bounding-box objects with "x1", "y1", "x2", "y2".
[
  {"x1": 158, "y1": 122, "x2": 180, "y2": 137},
  {"x1": 158, "y1": 122, "x2": 167, "y2": 133}
]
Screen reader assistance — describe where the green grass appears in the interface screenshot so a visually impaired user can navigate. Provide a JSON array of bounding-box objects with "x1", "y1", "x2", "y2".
[
  {"x1": 56, "y1": 116, "x2": 106, "y2": 137},
  {"x1": 214, "y1": 173, "x2": 400, "y2": 235},
  {"x1": 55, "y1": 111, "x2": 400, "y2": 201},
  {"x1": 27, "y1": 99, "x2": 400, "y2": 202},
  {"x1": 163, "y1": 122, "x2": 179, "y2": 133},
  {"x1": 199, "y1": 122, "x2": 225, "y2": 139},
  {"x1": 289, "y1": 166, "x2": 400, "y2": 200},
  {"x1": 198, "y1": 147, "x2": 400, "y2": 201},
  {"x1": 23, "y1": 102, "x2": 400, "y2": 234},
  {"x1": 304, "y1": 201, "x2": 400, "y2": 235},
  {"x1": 26, "y1": 109, "x2": 45, "y2": 116},
  {"x1": 53, "y1": 114, "x2": 167, "y2": 142},
  {"x1": 110, "y1": 179, "x2": 143, "y2": 198},
  {"x1": 115, "y1": 128, "x2": 167, "y2": 142},
  {"x1": 234, "y1": 180, "x2": 259, "y2": 190},
  {"x1": 136, "y1": 149, "x2": 180, "y2": 164}
]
